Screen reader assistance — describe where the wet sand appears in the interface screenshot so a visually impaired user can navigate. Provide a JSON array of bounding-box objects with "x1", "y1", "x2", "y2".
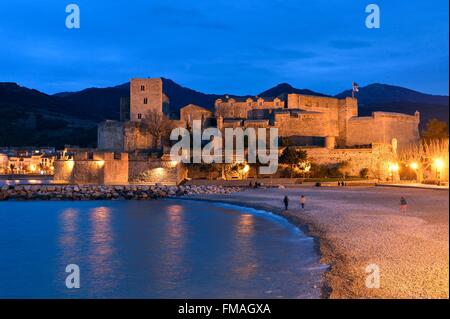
[{"x1": 187, "y1": 186, "x2": 449, "y2": 299}]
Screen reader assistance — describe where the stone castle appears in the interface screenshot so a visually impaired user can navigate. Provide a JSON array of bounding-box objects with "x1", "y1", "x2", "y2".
[{"x1": 55, "y1": 77, "x2": 420, "y2": 184}]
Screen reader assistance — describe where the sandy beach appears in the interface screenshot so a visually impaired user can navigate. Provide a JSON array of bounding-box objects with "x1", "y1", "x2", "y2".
[{"x1": 187, "y1": 186, "x2": 449, "y2": 299}]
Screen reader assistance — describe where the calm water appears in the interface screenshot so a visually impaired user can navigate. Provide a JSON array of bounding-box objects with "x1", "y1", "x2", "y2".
[{"x1": 0, "y1": 200, "x2": 325, "y2": 298}]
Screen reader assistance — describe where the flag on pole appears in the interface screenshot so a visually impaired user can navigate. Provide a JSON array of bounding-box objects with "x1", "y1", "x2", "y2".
[{"x1": 352, "y1": 82, "x2": 359, "y2": 98}]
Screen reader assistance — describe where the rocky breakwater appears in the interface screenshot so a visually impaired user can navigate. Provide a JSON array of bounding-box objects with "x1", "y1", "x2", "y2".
[{"x1": 0, "y1": 184, "x2": 240, "y2": 201}]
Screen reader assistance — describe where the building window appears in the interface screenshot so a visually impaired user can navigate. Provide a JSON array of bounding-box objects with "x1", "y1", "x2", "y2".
[
  {"x1": 144, "y1": 98, "x2": 148, "y2": 104},
  {"x1": 137, "y1": 113, "x2": 142, "y2": 119},
  {"x1": 140, "y1": 85, "x2": 145, "y2": 91}
]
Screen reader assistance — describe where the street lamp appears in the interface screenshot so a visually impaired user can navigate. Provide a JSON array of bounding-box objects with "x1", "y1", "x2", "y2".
[
  {"x1": 434, "y1": 158, "x2": 444, "y2": 185},
  {"x1": 388, "y1": 162, "x2": 399, "y2": 182},
  {"x1": 410, "y1": 162, "x2": 419, "y2": 183}
]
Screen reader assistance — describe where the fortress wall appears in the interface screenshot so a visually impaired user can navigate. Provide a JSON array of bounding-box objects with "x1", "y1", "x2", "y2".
[
  {"x1": 72, "y1": 161, "x2": 104, "y2": 184},
  {"x1": 346, "y1": 112, "x2": 420, "y2": 147},
  {"x1": 53, "y1": 160, "x2": 74, "y2": 183},
  {"x1": 103, "y1": 153, "x2": 129, "y2": 185},
  {"x1": 180, "y1": 104, "x2": 213, "y2": 128},
  {"x1": 287, "y1": 94, "x2": 358, "y2": 145},
  {"x1": 128, "y1": 158, "x2": 178, "y2": 185},
  {"x1": 98, "y1": 121, "x2": 154, "y2": 152},
  {"x1": 98, "y1": 121, "x2": 124, "y2": 151},
  {"x1": 345, "y1": 117, "x2": 377, "y2": 146},
  {"x1": 54, "y1": 151, "x2": 129, "y2": 185},
  {"x1": 288, "y1": 94, "x2": 340, "y2": 111},
  {"x1": 215, "y1": 102, "x2": 250, "y2": 118},
  {"x1": 301, "y1": 143, "x2": 396, "y2": 179},
  {"x1": 215, "y1": 98, "x2": 284, "y2": 119},
  {"x1": 274, "y1": 112, "x2": 335, "y2": 137},
  {"x1": 123, "y1": 122, "x2": 154, "y2": 151},
  {"x1": 130, "y1": 78, "x2": 163, "y2": 121}
]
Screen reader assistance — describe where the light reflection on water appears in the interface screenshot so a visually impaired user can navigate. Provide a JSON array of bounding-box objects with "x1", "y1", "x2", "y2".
[
  {"x1": 0, "y1": 200, "x2": 325, "y2": 298},
  {"x1": 233, "y1": 214, "x2": 258, "y2": 280},
  {"x1": 0, "y1": 179, "x2": 54, "y2": 186},
  {"x1": 88, "y1": 207, "x2": 115, "y2": 289}
]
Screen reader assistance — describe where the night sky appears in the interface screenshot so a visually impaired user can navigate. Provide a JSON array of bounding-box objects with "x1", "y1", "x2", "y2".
[{"x1": 0, "y1": 0, "x2": 448, "y2": 95}]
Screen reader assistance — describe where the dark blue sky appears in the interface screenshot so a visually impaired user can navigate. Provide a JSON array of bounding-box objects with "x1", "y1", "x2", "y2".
[{"x1": 0, "y1": 0, "x2": 448, "y2": 95}]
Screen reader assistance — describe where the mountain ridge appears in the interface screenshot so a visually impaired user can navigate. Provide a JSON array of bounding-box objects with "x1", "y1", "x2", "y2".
[{"x1": 1, "y1": 79, "x2": 448, "y2": 147}]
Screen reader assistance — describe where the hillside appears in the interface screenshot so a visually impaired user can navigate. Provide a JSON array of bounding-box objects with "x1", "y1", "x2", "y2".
[
  {"x1": 0, "y1": 83, "x2": 97, "y2": 148},
  {"x1": 0, "y1": 80, "x2": 448, "y2": 147}
]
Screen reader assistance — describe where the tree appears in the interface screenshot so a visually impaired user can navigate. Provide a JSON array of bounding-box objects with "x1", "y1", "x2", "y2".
[
  {"x1": 359, "y1": 168, "x2": 369, "y2": 178},
  {"x1": 422, "y1": 119, "x2": 449, "y2": 140},
  {"x1": 338, "y1": 160, "x2": 352, "y2": 179},
  {"x1": 141, "y1": 110, "x2": 174, "y2": 149},
  {"x1": 398, "y1": 138, "x2": 449, "y2": 183},
  {"x1": 279, "y1": 147, "x2": 308, "y2": 178}
]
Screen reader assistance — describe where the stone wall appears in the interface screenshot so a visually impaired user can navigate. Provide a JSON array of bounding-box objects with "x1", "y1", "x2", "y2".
[
  {"x1": 54, "y1": 151, "x2": 129, "y2": 185},
  {"x1": 286, "y1": 94, "x2": 358, "y2": 146},
  {"x1": 180, "y1": 104, "x2": 214, "y2": 128},
  {"x1": 273, "y1": 110, "x2": 332, "y2": 137},
  {"x1": 130, "y1": 78, "x2": 163, "y2": 121},
  {"x1": 97, "y1": 120, "x2": 124, "y2": 151},
  {"x1": 98, "y1": 120, "x2": 154, "y2": 152},
  {"x1": 299, "y1": 143, "x2": 396, "y2": 180},
  {"x1": 215, "y1": 97, "x2": 284, "y2": 119},
  {"x1": 128, "y1": 155, "x2": 180, "y2": 185},
  {"x1": 346, "y1": 112, "x2": 420, "y2": 148},
  {"x1": 123, "y1": 122, "x2": 154, "y2": 151}
]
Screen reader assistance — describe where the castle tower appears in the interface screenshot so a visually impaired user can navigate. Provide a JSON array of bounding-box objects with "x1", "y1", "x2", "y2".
[{"x1": 130, "y1": 78, "x2": 163, "y2": 121}]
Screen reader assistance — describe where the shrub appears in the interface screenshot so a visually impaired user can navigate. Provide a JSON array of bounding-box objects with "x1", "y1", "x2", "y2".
[{"x1": 359, "y1": 168, "x2": 369, "y2": 178}]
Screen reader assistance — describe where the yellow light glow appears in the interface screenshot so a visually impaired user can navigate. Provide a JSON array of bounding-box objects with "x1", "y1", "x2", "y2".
[
  {"x1": 242, "y1": 164, "x2": 250, "y2": 174},
  {"x1": 410, "y1": 162, "x2": 419, "y2": 170},
  {"x1": 434, "y1": 158, "x2": 445, "y2": 171},
  {"x1": 389, "y1": 163, "x2": 399, "y2": 172},
  {"x1": 154, "y1": 167, "x2": 165, "y2": 177},
  {"x1": 303, "y1": 163, "x2": 311, "y2": 172},
  {"x1": 30, "y1": 164, "x2": 36, "y2": 172}
]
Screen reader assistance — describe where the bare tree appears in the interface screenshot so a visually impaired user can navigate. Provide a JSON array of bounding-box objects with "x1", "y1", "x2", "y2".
[
  {"x1": 141, "y1": 110, "x2": 174, "y2": 149},
  {"x1": 398, "y1": 138, "x2": 449, "y2": 183}
]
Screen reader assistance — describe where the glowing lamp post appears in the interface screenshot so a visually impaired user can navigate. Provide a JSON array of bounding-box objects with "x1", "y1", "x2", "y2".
[
  {"x1": 434, "y1": 158, "x2": 445, "y2": 185},
  {"x1": 410, "y1": 162, "x2": 419, "y2": 183},
  {"x1": 388, "y1": 162, "x2": 399, "y2": 182}
]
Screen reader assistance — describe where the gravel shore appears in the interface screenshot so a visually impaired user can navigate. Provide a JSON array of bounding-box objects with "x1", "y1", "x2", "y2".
[{"x1": 187, "y1": 186, "x2": 449, "y2": 299}]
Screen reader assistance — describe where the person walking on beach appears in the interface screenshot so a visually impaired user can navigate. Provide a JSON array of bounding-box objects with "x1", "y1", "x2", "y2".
[
  {"x1": 400, "y1": 197, "x2": 408, "y2": 212},
  {"x1": 283, "y1": 195, "x2": 289, "y2": 210},
  {"x1": 300, "y1": 195, "x2": 306, "y2": 209}
]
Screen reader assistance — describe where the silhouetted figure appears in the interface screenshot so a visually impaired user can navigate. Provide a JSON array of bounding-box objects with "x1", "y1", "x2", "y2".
[
  {"x1": 400, "y1": 197, "x2": 408, "y2": 213},
  {"x1": 249, "y1": 182, "x2": 253, "y2": 188},
  {"x1": 283, "y1": 195, "x2": 289, "y2": 210},
  {"x1": 300, "y1": 195, "x2": 306, "y2": 209}
]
